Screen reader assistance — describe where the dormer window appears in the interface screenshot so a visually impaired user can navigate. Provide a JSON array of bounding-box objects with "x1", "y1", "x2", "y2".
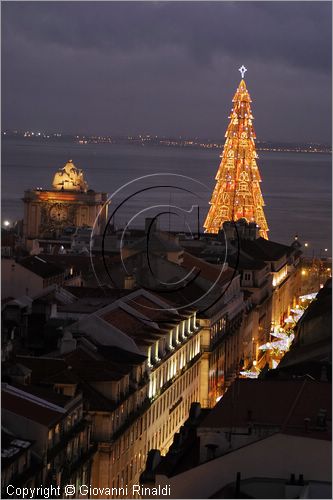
[
  {"x1": 169, "y1": 330, "x2": 174, "y2": 349},
  {"x1": 192, "y1": 312, "x2": 197, "y2": 330},
  {"x1": 147, "y1": 346, "x2": 152, "y2": 367},
  {"x1": 176, "y1": 325, "x2": 181, "y2": 344},
  {"x1": 181, "y1": 321, "x2": 185, "y2": 340},
  {"x1": 154, "y1": 341, "x2": 160, "y2": 362}
]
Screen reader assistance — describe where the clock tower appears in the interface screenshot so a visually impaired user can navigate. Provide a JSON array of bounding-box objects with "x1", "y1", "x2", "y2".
[{"x1": 22, "y1": 160, "x2": 108, "y2": 242}]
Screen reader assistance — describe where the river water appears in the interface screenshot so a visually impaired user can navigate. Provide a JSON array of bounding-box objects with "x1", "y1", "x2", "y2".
[{"x1": 2, "y1": 138, "x2": 331, "y2": 254}]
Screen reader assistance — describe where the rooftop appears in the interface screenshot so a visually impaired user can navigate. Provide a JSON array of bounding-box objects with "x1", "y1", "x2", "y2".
[
  {"x1": 2, "y1": 384, "x2": 65, "y2": 428},
  {"x1": 182, "y1": 252, "x2": 235, "y2": 284},
  {"x1": 199, "y1": 378, "x2": 331, "y2": 440},
  {"x1": 9, "y1": 381, "x2": 72, "y2": 408},
  {"x1": 64, "y1": 285, "x2": 130, "y2": 299},
  {"x1": 102, "y1": 307, "x2": 163, "y2": 346},
  {"x1": 240, "y1": 238, "x2": 291, "y2": 262},
  {"x1": 18, "y1": 256, "x2": 65, "y2": 279},
  {"x1": 126, "y1": 232, "x2": 182, "y2": 254},
  {"x1": 127, "y1": 295, "x2": 180, "y2": 324},
  {"x1": 1, "y1": 428, "x2": 33, "y2": 469}
]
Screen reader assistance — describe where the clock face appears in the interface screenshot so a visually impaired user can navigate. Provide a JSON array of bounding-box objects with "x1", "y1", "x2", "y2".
[{"x1": 49, "y1": 204, "x2": 68, "y2": 222}]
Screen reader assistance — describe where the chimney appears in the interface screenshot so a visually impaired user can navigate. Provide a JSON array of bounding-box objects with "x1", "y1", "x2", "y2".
[
  {"x1": 304, "y1": 417, "x2": 311, "y2": 432},
  {"x1": 235, "y1": 472, "x2": 241, "y2": 498},
  {"x1": 124, "y1": 275, "x2": 136, "y2": 290},
  {"x1": 248, "y1": 222, "x2": 260, "y2": 240},
  {"x1": 59, "y1": 330, "x2": 77, "y2": 354},
  {"x1": 222, "y1": 221, "x2": 236, "y2": 241},
  {"x1": 50, "y1": 303, "x2": 58, "y2": 318}
]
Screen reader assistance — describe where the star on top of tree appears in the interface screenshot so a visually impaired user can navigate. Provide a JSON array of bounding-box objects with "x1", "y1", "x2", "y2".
[{"x1": 239, "y1": 65, "x2": 247, "y2": 79}]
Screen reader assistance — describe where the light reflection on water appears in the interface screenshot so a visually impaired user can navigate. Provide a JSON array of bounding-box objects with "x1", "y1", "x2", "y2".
[{"x1": 2, "y1": 139, "x2": 331, "y2": 253}]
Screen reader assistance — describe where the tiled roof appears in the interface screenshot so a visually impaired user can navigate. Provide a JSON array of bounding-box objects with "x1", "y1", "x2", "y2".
[
  {"x1": 64, "y1": 348, "x2": 127, "y2": 382},
  {"x1": 9, "y1": 382, "x2": 72, "y2": 408},
  {"x1": 228, "y1": 253, "x2": 267, "y2": 271},
  {"x1": 182, "y1": 252, "x2": 235, "y2": 284},
  {"x1": 40, "y1": 255, "x2": 120, "y2": 281},
  {"x1": 57, "y1": 302, "x2": 107, "y2": 314},
  {"x1": 240, "y1": 238, "x2": 291, "y2": 262},
  {"x1": 2, "y1": 385, "x2": 64, "y2": 428},
  {"x1": 199, "y1": 379, "x2": 331, "y2": 438},
  {"x1": 64, "y1": 286, "x2": 130, "y2": 299},
  {"x1": 102, "y1": 307, "x2": 163, "y2": 345},
  {"x1": 128, "y1": 295, "x2": 180, "y2": 324},
  {"x1": 38, "y1": 255, "x2": 91, "y2": 273},
  {"x1": 18, "y1": 256, "x2": 64, "y2": 279},
  {"x1": 18, "y1": 348, "x2": 130, "y2": 384},
  {"x1": 17, "y1": 343, "x2": 146, "y2": 412},
  {"x1": 97, "y1": 345, "x2": 147, "y2": 365},
  {"x1": 15, "y1": 356, "x2": 67, "y2": 384},
  {"x1": 32, "y1": 285, "x2": 77, "y2": 305},
  {"x1": 127, "y1": 232, "x2": 182, "y2": 253},
  {"x1": 153, "y1": 282, "x2": 209, "y2": 310},
  {"x1": 15, "y1": 348, "x2": 136, "y2": 412}
]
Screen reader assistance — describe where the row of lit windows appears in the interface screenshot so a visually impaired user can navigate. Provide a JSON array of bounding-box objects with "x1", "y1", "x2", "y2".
[
  {"x1": 47, "y1": 427, "x2": 89, "y2": 479},
  {"x1": 210, "y1": 316, "x2": 227, "y2": 342},
  {"x1": 96, "y1": 354, "x2": 200, "y2": 435},
  {"x1": 2, "y1": 450, "x2": 30, "y2": 487},
  {"x1": 147, "y1": 316, "x2": 197, "y2": 368},
  {"x1": 272, "y1": 265, "x2": 288, "y2": 287},
  {"x1": 111, "y1": 363, "x2": 200, "y2": 457},
  {"x1": 148, "y1": 335, "x2": 200, "y2": 399},
  {"x1": 47, "y1": 406, "x2": 83, "y2": 448},
  {"x1": 109, "y1": 382, "x2": 201, "y2": 492}
]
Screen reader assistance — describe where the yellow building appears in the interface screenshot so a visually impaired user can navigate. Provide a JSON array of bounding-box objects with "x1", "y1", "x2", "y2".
[{"x1": 22, "y1": 160, "x2": 108, "y2": 241}]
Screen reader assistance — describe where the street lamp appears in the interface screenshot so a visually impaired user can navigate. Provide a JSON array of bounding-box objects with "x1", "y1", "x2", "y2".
[{"x1": 3, "y1": 220, "x2": 10, "y2": 227}]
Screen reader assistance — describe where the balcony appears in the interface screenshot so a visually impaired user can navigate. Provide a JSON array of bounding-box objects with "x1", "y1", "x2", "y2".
[
  {"x1": 109, "y1": 397, "x2": 151, "y2": 443},
  {"x1": 60, "y1": 442, "x2": 98, "y2": 484},
  {"x1": 47, "y1": 419, "x2": 89, "y2": 462}
]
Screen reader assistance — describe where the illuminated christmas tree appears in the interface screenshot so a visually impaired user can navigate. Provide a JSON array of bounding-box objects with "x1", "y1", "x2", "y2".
[{"x1": 204, "y1": 66, "x2": 269, "y2": 239}]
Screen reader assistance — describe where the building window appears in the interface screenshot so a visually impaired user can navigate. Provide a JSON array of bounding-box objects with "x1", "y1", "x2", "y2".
[{"x1": 48, "y1": 429, "x2": 53, "y2": 445}]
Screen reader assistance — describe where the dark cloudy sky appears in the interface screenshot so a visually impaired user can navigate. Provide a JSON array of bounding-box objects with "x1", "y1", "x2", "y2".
[{"x1": 2, "y1": 1, "x2": 332, "y2": 142}]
